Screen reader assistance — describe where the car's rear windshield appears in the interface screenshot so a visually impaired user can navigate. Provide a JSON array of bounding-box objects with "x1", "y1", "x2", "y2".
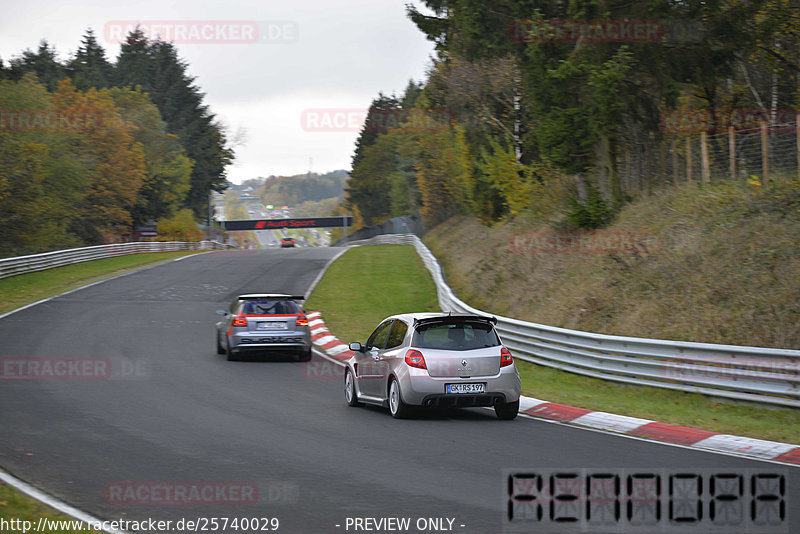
[
  {"x1": 412, "y1": 321, "x2": 500, "y2": 350},
  {"x1": 240, "y1": 299, "x2": 301, "y2": 315}
]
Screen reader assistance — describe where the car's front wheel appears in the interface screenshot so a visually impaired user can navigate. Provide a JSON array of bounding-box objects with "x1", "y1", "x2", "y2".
[
  {"x1": 388, "y1": 378, "x2": 411, "y2": 419},
  {"x1": 216, "y1": 333, "x2": 225, "y2": 355},
  {"x1": 344, "y1": 368, "x2": 360, "y2": 407},
  {"x1": 495, "y1": 399, "x2": 519, "y2": 420}
]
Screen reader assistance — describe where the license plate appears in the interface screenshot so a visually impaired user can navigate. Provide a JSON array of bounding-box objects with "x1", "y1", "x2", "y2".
[
  {"x1": 258, "y1": 322, "x2": 286, "y2": 330},
  {"x1": 446, "y1": 383, "x2": 486, "y2": 394}
]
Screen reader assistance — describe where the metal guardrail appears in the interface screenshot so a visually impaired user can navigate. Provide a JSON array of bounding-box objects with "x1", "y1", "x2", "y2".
[
  {"x1": 0, "y1": 241, "x2": 233, "y2": 280},
  {"x1": 345, "y1": 234, "x2": 800, "y2": 408}
]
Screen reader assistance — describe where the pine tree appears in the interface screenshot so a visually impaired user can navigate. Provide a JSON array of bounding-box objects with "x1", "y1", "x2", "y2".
[
  {"x1": 114, "y1": 34, "x2": 232, "y2": 217},
  {"x1": 6, "y1": 41, "x2": 65, "y2": 91},
  {"x1": 68, "y1": 29, "x2": 114, "y2": 90}
]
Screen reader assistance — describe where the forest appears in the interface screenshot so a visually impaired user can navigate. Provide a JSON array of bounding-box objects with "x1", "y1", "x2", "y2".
[
  {"x1": 345, "y1": 1, "x2": 800, "y2": 229},
  {"x1": 0, "y1": 29, "x2": 232, "y2": 256}
]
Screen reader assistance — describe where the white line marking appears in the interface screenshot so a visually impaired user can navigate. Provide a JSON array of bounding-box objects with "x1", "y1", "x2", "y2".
[
  {"x1": 0, "y1": 469, "x2": 127, "y2": 534},
  {"x1": 570, "y1": 411, "x2": 653, "y2": 433},
  {"x1": 315, "y1": 335, "x2": 338, "y2": 346},
  {"x1": 326, "y1": 345, "x2": 350, "y2": 356},
  {"x1": 692, "y1": 434, "x2": 798, "y2": 459},
  {"x1": 172, "y1": 250, "x2": 216, "y2": 261}
]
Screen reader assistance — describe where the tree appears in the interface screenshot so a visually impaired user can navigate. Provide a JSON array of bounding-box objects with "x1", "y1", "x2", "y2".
[
  {"x1": 0, "y1": 75, "x2": 88, "y2": 255},
  {"x1": 350, "y1": 92, "x2": 401, "y2": 169},
  {"x1": 345, "y1": 132, "x2": 400, "y2": 225},
  {"x1": 68, "y1": 29, "x2": 114, "y2": 90},
  {"x1": 414, "y1": 126, "x2": 473, "y2": 225},
  {"x1": 114, "y1": 36, "x2": 233, "y2": 217},
  {"x1": 6, "y1": 41, "x2": 65, "y2": 91},
  {"x1": 52, "y1": 79, "x2": 146, "y2": 242},
  {"x1": 105, "y1": 86, "x2": 192, "y2": 225}
]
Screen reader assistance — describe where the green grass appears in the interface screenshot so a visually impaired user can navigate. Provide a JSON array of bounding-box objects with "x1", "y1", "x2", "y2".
[
  {"x1": 0, "y1": 483, "x2": 100, "y2": 533},
  {"x1": 0, "y1": 251, "x2": 202, "y2": 316},
  {"x1": 516, "y1": 361, "x2": 800, "y2": 444},
  {"x1": 304, "y1": 245, "x2": 439, "y2": 344},
  {"x1": 306, "y1": 243, "x2": 800, "y2": 445}
]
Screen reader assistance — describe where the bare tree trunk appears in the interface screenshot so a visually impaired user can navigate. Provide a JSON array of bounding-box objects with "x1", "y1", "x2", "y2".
[
  {"x1": 761, "y1": 121, "x2": 769, "y2": 186},
  {"x1": 701, "y1": 131, "x2": 711, "y2": 183},
  {"x1": 672, "y1": 139, "x2": 678, "y2": 186},
  {"x1": 729, "y1": 126, "x2": 736, "y2": 181},
  {"x1": 686, "y1": 137, "x2": 693, "y2": 182}
]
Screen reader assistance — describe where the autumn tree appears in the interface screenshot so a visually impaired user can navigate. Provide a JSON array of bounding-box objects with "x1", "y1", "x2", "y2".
[
  {"x1": 105, "y1": 86, "x2": 192, "y2": 225},
  {"x1": 52, "y1": 79, "x2": 146, "y2": 242}
]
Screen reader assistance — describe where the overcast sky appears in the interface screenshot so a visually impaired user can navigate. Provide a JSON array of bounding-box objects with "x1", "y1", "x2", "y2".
[{"x1": 0, "y1": 0, "x2": 437, "y2": 183}]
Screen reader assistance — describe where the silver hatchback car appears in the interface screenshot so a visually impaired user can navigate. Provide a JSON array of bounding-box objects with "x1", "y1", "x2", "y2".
[
  {"x1": 216, "y1": 294, "x2": 312, "y2": 361},
  {"x1": 345, "y1": 313, "x2": 521, "y2": 419}
]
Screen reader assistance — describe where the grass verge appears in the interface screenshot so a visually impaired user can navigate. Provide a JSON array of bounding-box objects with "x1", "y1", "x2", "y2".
[
  {"x1": 516, "y1": 362, "x2": 800, "y2": 444},
  {"x1": 307, "y1": 243, "x2": 800, "y2": 444},
  {"x1": 0, "y1": 251, "x2": 201, "y2": 316},
  {"x1": 304, "y1": 245, "x2": 438, "y2": 344},
  {"x1": 0, "y1": 482, "x2": 100, "y2": 534}
]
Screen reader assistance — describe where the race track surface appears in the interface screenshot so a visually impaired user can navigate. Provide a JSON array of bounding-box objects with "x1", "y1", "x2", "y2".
[{"x1": 0, "y1": 248, "x2": 795, "y2": 533}]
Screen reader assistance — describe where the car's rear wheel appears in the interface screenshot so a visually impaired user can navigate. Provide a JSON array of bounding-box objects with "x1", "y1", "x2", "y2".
[
  {"x1": 388, "y1": 378, "x2": 411, "y2": 419},
  {"x1": 225, "y1": 339, "x2": 238, "y2": 362},
  {"x1": 298, "y1": 348, "x2": 312, "y2": 362},
  {"x1": 344, "y1": 368, "x2": 360, "y2": 407},
  {"x1": 495, "y1": 399, "x2": 519, "y2": 420}
]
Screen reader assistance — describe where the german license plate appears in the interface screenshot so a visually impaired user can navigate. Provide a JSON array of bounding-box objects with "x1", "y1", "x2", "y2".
[
  {"x1": 258, "y1": 322, "x2": 286, "y2": 330},
  {"x1": 446, "y1": 383, "x2": 486, "y2": 394}
]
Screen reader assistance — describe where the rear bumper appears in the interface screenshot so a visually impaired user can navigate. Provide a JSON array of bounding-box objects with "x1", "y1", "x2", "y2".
[
  {"x1": 399, "y1": 366, "x2": 521, "y2": 406},
  {"x1": 420, "y1": 393, "x2": 507, "y2": 408},
  {"x1": 229, "y1": 332, "x2": 311, "y2": 354}
]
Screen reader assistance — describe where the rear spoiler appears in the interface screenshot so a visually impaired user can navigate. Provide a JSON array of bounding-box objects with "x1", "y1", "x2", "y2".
[
  {"x1": 413, "y1": 314, "x2": 497, "y2": 326},
  {"x1": 238, "y1": 294, "x2": 305, "y2": 301}
]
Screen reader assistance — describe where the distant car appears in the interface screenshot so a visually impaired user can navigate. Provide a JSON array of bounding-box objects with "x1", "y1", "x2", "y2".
[
  {"x1": 216, "y1": 294, "x2": 312, "y2": 362},
  {"x1": 344, "y1": 313, "x2": 521, "y2": 419},
  {"x1": 280, "y1": 237, "x2": 295, "y2": 248}
]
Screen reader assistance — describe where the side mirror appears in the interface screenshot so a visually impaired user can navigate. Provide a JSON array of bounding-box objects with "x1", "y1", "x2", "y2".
[
  {"x1": 349, "y1": 342, "x2": 364, "y2": 352},
  {"x1": 215, "y1": 309, "x2": 228, "y2": 316}
]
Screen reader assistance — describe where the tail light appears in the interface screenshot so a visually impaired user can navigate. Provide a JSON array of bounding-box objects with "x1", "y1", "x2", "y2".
[
  {"x1": 500, "y1": 347, "x2": 514, "y2": 367},
  {"x1": 296, "y1": 316, "x2": 308, "y2": 327},
  {"x1": 405, "y1": 349, "x2": 427, "y2": 369},
  {"x1": 231, "y1": 315, "x2": 248, "y2": 327}
]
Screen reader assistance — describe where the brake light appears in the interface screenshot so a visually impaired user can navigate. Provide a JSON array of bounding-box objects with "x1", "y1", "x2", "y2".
[
  {"x1": 405, "y1": 349, "x2": 427, "y2": 369},
  {"x1": 500, "y1": 347, "x2": 514, "y2": 367},
  {"x1": 231, "y1": 315, "x2": 248, "y2": 327},
  {"x1": 296, "y1": 316, "x2": 308, "y2": 327}
]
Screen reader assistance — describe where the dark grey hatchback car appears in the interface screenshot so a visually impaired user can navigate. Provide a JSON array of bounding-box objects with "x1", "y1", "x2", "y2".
[{"x1": 216, "y1": 294, "x2": 312, "y2": 361}]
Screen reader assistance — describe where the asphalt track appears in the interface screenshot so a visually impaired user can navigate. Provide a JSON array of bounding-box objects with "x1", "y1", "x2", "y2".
[{"x1": 0, "y1": 248, "x2": 796, "y2": 533}]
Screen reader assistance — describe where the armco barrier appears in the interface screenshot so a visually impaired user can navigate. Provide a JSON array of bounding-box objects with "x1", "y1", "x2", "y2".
[
  {"x1": 0, "y1": 241, "x2": 233, "y2": 280},
  {"x1": 343, "y1": 234, "x2": 800, "y2": 408}
]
